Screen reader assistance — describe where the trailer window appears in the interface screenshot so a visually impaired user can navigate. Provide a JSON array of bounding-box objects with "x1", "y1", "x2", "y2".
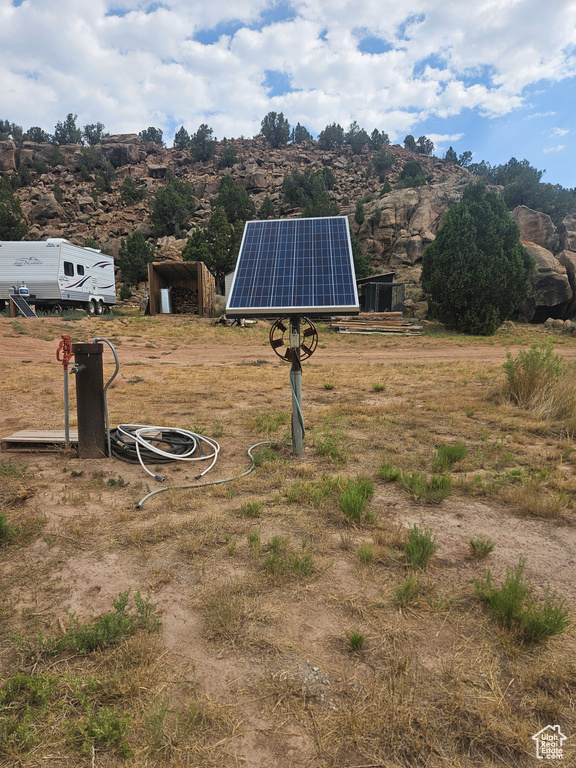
[
  {"x1": 77, "y1": 264, "x2": 85, "y2": 275},
  {"x1": 64, "y1": 261, "x2": 74, "y2": 276}
]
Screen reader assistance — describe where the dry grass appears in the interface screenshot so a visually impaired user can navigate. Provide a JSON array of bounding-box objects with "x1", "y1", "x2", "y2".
[{"x1": 1, "y1": 315, "x2": 576, "y2": 766}]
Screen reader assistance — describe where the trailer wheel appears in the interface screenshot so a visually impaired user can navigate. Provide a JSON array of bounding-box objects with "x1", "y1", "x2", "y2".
[
  {"x1": 96, "y1": 300, "x2": 104, "y2": 315},
  {"x1": 86, "y1": 300, "x2": 96, "y2": 316}
]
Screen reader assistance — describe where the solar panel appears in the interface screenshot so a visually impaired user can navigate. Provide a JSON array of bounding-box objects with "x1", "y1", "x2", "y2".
[{"x1": 226, "y1": 216, "x2": 360, "y2": 317}]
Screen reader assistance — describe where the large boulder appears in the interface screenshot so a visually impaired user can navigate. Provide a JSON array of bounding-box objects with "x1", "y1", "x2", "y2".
[
  {"x1": 558, "y1": 215, "x2": 576, "y2": 252},
  {"x1": 557, "y1": 250, "x2": 576, "y2": 316},
  {"x1": 511, "y1": 206, "x2": 558, "y2": 253},
  {"x1": 29, "y1": 193, "x2": 65, "y2": 225},
  {"x1": 517, "y1": 241, "x2": 572, "y2": 322},
  {"x1": 100, "y1": 134, "x2": 141, "y2": 167},
  {"x1": 0, "y1": 140, "x2": 17, "y2": 172}
]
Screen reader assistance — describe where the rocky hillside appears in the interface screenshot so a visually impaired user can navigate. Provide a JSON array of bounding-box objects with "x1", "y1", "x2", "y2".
[{"x1": 2, "y1": 134, "x2": 576, "y2": 321}]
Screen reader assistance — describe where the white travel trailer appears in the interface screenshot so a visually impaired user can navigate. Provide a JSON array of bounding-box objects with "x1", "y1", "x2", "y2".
[{"x1": 0, "y1": 238, "x2": 116, "y2": 314}]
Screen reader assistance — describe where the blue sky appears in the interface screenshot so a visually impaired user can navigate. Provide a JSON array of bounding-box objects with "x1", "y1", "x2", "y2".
[{"x1": 1, "y1": 0, "x2": 575, "y2": 187}]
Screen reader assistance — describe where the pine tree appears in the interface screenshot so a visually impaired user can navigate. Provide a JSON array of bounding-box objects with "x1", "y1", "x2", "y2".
[{"x1": 117, "y1": 232, "x2": 154, "y2": 285}]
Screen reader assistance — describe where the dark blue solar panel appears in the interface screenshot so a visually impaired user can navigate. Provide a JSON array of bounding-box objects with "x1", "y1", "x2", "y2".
[{"x1": 226, "y1": 217, "x2": 359, "y2": 316}]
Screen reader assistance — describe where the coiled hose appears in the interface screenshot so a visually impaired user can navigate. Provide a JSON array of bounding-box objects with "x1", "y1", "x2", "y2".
[{"x1": 110, "y1": 424, "x2": 219, "y2": 482}]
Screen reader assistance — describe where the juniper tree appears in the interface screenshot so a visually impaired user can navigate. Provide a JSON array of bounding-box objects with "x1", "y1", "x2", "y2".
[{"x1": 421, "y1": 181, "x2": 534, "y2": 335}]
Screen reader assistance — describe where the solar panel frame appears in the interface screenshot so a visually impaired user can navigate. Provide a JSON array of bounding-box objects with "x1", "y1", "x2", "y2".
[{"x1": 226, "y1": 216, "x2": 360, "y2": 318}]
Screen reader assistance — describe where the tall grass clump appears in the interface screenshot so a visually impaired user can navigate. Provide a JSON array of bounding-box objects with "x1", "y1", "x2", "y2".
[
  {"x1": 339, "y1": 476, "x2": 375, "y2": 524},
  {"x1": 399, "y1": 471, "x2": 452, "y2": 504},
  {"x1": 469, "y1": 537, "x2": 495, "y2": 558},
  {"x1": 313, "y1": 426, "x2": 349, "y2": 465},
  {"x1": 403, "y1": 525, "x2": 437, "y2": 569},
  {"x1": 0, "y1": 511, "x2": 19, "y2": 543},
  {"x1": 262, "y1": 536, "x2": 314, "y2": 578},
  {"x1": 503, "y1": 340, "x2": 564, "y2": 407},
  {"x1": 394, "y1": 573, "x2": 420, "y2": 605},
  {"x1": 432, "y1": 442, "x2": 467, "y2": 472},
  {"x1": 474, "y1": 557, "x2": 570, "y2": 643},
  {"x1": 378, "y1": 458, "x2": 400, "y2": 483}
]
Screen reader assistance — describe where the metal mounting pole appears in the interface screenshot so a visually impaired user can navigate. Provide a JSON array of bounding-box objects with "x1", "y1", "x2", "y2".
[
  {"x1": 289, "y1": 316, "x2": 303, "y2": 456},
  {"x1": 63, "y1": 365, "x2": 70, "y2": 448}
]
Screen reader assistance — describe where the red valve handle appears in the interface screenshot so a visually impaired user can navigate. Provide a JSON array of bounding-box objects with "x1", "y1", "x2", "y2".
[{"x1": 56, "y1": 334, "x2": 74, "y2": 367}]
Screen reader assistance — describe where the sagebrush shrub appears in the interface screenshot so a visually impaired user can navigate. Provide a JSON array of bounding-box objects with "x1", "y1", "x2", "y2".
[{"x1": 474, "y1": 557, "x2": 570, "y2": 643}]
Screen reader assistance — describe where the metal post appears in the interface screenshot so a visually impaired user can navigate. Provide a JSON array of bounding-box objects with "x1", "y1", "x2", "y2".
[
  {"x1": 72, "y1": 342, "x2": 106, "y2": 459},
  {"x1": 289, "y1": 316, "x2": 303, "y2": 456},
  {"x1": 63, "y1": 366, "x2": 70, "y2": 448}
]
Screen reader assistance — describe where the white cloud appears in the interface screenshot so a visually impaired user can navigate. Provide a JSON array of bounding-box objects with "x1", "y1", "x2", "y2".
[
  {"x1": 551, "y1": 127, "x2": 570, "y2": 137},
  {"x1": 0, "y1": 0, "x2": 575, "y2": 146},
  {"x1": 543, "y1": 145, "x2": 566, "y2": 153}
]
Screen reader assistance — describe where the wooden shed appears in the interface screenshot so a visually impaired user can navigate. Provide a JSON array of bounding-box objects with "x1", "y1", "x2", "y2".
[{"x1": 147, "y1": 261, "x2": 216, "y2": 316}]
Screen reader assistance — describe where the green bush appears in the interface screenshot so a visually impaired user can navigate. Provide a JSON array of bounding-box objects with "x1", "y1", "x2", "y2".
[
  {"x1": 475, "y1": 557, "x2": 570, "y2": 643},
  {"x1": 469, "y1": 538, "x2": 495, "y2": 558},
  {"x1": 260, "y1": 111, "x2": 290, "y2": 148},
  {"x1": 403, "y1": 525, "x2": 437, "y2": 568},
  {"x1": 339, "y1": 476, "x2": 374, "y2": 524},
  {"x1": 394, "y1": 573, "x2": 420, "y2": 605},
  {"x1": 239, "y1": 501, "x2": 262, "y2": 518},
  {"x1": 378, "y1": 459, "x2": 400, "y2": 483},
  {"x1": 262, "y1": 536, "x2": 313, "y2": 578},
  {"x1": 22, "y1": 590, "x2": 160, "y2": 656},
  {"x1": 399, "y1": 471, "x2": 452, "y2": 503},
  {"x1": 396, "y1": 160, "x2": 426, "y2": 189},
  {"x1": 373, "y1": 148, "x2": 395, "y2": 181},
  {"x1": 432, "y1": 442, "x2": 468, "y2": 472},
  {"x1": 0, "y1": 511, "x2": 19, "y2": 543},
  {"x1": 119, "y1": 284, "x2": 132, "y2": 301},
  {"x1": 150, "y1": 176, "x2": 196, "y2": 238},
  {"x1": 349, "y1": 632, "x2": 365, "y2": 651},
  {"x1": 503, "y1": 340, "x2": 564, "y2": 406},
  {"x1": 118, "y1": 232, "x2": 154, "y2": 285},
  {"x1": 190, "y1": 123, "x2": 217, "y2": 162},
  {"x1": 120, "y1": 176, "x2": 147, "y2": 204},
  {"x1": 357, "y1": 542, "x2": 374, "y2": 564},
  {"x1": 218, "y1": 141, "x2": 238, "y2": 168},
  {"x1": 421, "y1": 181, "x2": 534, "y2": 335}
]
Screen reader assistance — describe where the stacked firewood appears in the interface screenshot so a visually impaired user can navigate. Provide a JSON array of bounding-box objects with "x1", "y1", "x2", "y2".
[
  {"x1": 171, "y1": 286, "x2": 199, "y2": 314},
  {"x1": 330, "y1": 312, "x2": 423, "y2": 335}
]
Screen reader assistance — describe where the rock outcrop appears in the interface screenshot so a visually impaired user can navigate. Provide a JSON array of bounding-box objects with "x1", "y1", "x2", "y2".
[
  {"x1": 354, "y1": 182, "x2": 465, "y2": 268},
  {"x1": 518, "y1": 242, "x2": 573, "y2": 322},
  {"x1": 511, "y1": 206, "x2": 558, "y2": 252},
  {"x1": 0, "y1": 140, "x2": 17, "y2": 173}
]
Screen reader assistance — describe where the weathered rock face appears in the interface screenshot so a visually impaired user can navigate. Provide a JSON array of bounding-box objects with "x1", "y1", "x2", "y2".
[
  {"x1": 517, "y1": 242, "x2": 573, "y2": 322},
  {"x1": 354, "y1": 181, "x2": 465, "y2": 267},
  {"x1": 100, "y1": 134, "x2": 142, "y2": 167},
  {"x1": 29, "y1": 194, "x2": 66, "y2": 225},
  {"x1": 19, "y1": 141, "x2": 55, "y2": 165},
  {"x1": 557, "y1": 250, "x2": 576, "y2": 316},
  {"x1": 0, "y1": 140, "x2": 17, "y2": 172},
  {"x1": 511, "y1": 206, "x2": 558, "y2": 252},
  {"x1": 558, "y1": 215, "x2": 576, "y2": 252}
]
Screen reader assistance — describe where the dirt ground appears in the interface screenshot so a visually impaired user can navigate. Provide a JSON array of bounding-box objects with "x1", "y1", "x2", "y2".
[{"x1": 1, "y1": 314, "x2": 575, "y2": 767}]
